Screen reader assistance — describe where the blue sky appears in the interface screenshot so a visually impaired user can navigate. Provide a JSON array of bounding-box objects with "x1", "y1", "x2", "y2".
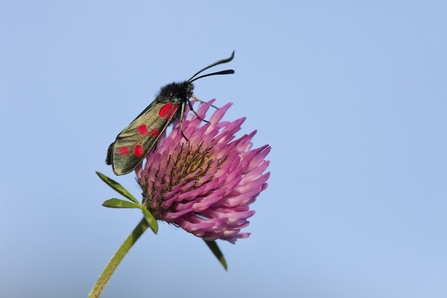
[{"x1": 1, "y1": 1, "x2": 446, "y2": 297}]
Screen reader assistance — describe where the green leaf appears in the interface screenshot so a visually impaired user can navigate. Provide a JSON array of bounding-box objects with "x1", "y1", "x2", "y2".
[
  {"x1": 96, "y1": 171, "x2": 139, "y2": 204},
  {"x1": 102, "y1": 198, "x2": 140, "y2": 209},
  {"x1": 204, "y1": 240, "x2": 227, "y2": 270},
  {"x1": 141, "y1": 206, "x2": 158, "y2": 234}
]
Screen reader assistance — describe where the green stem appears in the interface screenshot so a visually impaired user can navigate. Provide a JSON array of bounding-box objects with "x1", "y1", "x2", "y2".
[{"x1": 89, "y1": 218, "x2": 149, "y2": 298}]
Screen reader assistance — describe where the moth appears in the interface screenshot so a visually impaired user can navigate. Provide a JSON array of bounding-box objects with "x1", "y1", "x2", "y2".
[{"x1": 106, "y1": 52, "x2": 235, "y2": 175}]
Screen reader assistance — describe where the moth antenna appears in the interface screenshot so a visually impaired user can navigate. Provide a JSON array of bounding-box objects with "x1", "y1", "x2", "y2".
[
  {"x1": 188, "y1": 51, "x2": 235, "y2": 82},
  {"x1": 189, "y1": 69, "x2": 234, "y2": 83}
]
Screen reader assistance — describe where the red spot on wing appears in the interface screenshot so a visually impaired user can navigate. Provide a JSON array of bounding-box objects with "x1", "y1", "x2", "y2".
[
  {"x1": 151, "y1": 129, "x2": 159, "y2": 137},
  {"x1": 117, "y1": 147, "x2": 130, "y2": 156},
  {"x1": 159, "y1": 103, "x2": 178, "y2": 118},
  {"x1": 134, "y1": 145, "x2": 144, "y2": 157},
  {"x1": 167, "y1": 105, "x2": 179, "y2": 120},
  {"x1": 137, "y1": 124, "x2": 149, "y2": 136}
]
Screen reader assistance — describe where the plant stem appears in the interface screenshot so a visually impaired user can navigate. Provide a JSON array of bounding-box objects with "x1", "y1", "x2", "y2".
[{"x1": 89, "y1": 218, "x2": 149, "y2": 298}]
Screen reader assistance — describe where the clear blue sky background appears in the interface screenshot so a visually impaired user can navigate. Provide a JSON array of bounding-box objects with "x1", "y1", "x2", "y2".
[{"x1": 1, "y1": 2, "x2": 446, "y2": 297}]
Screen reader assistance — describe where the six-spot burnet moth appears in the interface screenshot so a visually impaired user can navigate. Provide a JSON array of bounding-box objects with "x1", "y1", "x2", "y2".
[{"x1": 106, "y1": 51, "x2": 235, "y2": 176}]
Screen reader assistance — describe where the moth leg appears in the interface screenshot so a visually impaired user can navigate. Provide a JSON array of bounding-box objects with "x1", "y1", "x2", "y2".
[
  {"x1": 192, "y1": 94, "x2": 218, "y2": 109},
  {"x1": 179, "y1": 102, "x2": 189, "y2": 143}
]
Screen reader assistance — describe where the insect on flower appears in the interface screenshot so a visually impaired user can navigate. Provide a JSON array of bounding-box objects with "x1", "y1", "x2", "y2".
[
  {"x1": 136, "y1": 100, "x2": 271, "y2": 243},
  {"x1": 106, "y1": 52, "x2": 235, "y2": 176}
]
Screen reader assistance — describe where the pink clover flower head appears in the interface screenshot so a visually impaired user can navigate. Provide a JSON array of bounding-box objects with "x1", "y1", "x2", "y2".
[{"x1": 135, "y1": 100, "x2": 270, "y2": 243}]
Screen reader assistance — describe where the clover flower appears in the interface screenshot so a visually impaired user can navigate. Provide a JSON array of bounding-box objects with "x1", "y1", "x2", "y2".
[{"x1": 135, "y1": 100, "x2": 270, "y2": 243}]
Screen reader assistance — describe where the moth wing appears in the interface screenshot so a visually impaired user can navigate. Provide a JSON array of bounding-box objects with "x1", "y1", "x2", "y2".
[{"x1": 109, "y1": 101, "x2": 179, "y2": 175}]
